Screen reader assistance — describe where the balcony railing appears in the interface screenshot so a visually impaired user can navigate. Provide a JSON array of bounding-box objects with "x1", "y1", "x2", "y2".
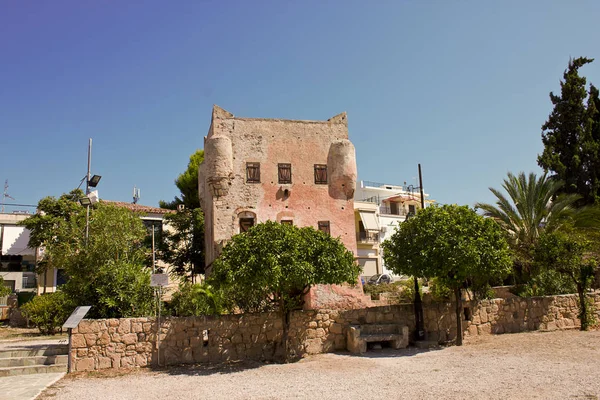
[
  {"x1": 357, "y1": 231, "x2": 379, "y2": 243},
  {"x1": 379, "y1": 205, "x2": 416, "y2": 217}
]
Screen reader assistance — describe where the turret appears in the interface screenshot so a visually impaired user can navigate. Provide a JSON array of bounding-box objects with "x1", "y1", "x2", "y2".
[
  {"x1": 328, "y1": 139, "x2": 357, "y2": 200},
  {"x1": 205, "y1": 135, "x2": 233, "y2": 198}
]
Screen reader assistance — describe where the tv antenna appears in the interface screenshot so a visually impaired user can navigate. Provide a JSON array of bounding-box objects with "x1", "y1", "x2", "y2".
[
  {"x1": 133, "y1": 186, "x2": 141, "y2": 204},
  {"x1": 1, "y1": 180, "x2": 15, "y2": 213}
]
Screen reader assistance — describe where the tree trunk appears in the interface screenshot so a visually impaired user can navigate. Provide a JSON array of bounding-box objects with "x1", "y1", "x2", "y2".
[
  {"x1": 413, "y1": 277, "x2": 425, "y2": 341},
  {"x1": 279, "y1": 297, "x2": 290, "y2": 363},
  {"x1": 577, "y1": 283, "x2": 588, "y2": 331},
  {"x1": 454, "y1": 287, "x2": 463, "y2": 346}
]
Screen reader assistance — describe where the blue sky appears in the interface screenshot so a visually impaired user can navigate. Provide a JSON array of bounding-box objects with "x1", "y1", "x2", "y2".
[{"x1": 1, "y1": 1, "x2": 599, "y2": 212}]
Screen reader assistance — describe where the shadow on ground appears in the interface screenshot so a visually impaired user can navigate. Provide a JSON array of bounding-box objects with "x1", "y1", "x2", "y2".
[
  {"x1": 149, "y1": 344, "x2": 448, "y2": 377},
  {"x1": 152, "y1": 359, "x2": 266, "y2": 377}
]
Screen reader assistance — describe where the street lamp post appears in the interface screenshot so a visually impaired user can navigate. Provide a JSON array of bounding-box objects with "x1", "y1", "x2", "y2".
[{"x1": 78, "y1": 139, "x2": 101, "y2": 243}]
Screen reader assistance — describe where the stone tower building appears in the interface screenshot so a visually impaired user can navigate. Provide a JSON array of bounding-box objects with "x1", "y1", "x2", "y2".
[{"x1": 199, "y1": 106, "x2": 368, "y2": 309}]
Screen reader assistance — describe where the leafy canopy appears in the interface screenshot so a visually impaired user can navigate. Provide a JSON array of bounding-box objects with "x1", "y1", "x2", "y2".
[
  {"x1": 209, "y1": 221, "x2": 360, "y2": 314},
  {"x1": 160, "y1": 149, "x2": 204, "y2": 210},
  {"x1": 158, "y1": 208, "x2": 205, "y2": 277},
  {"x1": 475, "y1": 172, "x2": 583, "y2": 250},
  {"x1": 383, "y1": 204, "x2": 512, "y2": 293},
  {"x1": 538, "y1": 57, "x2": 600, "y2": 205},
  {"x1": 157, "y1": 149, "x2": 205, "y2": 279},
  {"x1": 21, "y1": 194, "x2": 154, "y2": 319},
  {"x1": 0, "y1": 276, "x2": 11, "y2": 297},
  {"x1": 534, "y1": 230, "x2": 598, "y2": 329}
]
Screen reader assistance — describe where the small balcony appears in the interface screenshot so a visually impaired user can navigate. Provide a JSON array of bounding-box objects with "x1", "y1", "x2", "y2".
[
  {"x1": 379, "y1": 205, "x2": 415, "y2": 217},
  {"x1": 357, "y1": 231, "x2": 379, "y2": 244}
]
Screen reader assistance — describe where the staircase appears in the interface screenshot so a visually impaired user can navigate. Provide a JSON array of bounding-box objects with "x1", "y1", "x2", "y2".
[{"x1": 0, "y1": 343, "x2": 68, "y2": 377}]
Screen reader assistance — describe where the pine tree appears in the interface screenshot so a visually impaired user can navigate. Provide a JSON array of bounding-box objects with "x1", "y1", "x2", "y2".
[{"x1": 538, "y1": 57, "x2": 599, "y2": 205}]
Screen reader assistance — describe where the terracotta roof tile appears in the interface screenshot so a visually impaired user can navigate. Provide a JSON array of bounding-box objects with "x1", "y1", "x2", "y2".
[{"x1": 102, "y1": 200, "x2": 174, "y2": 215}]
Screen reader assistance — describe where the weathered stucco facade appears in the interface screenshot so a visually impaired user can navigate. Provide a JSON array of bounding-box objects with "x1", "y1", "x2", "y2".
[{"x1": 199, "y1": 106, "x2": 367, "y2": 308}]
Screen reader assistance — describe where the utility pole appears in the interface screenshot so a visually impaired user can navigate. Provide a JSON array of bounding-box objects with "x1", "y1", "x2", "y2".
[{"x1": 412, "y1": 164, "x2": 426, "y2": 341}]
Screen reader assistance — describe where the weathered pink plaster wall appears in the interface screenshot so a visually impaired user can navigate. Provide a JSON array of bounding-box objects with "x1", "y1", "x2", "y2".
[{"x1": 199, "y1": 106, "x2": 369, "y2": 309}]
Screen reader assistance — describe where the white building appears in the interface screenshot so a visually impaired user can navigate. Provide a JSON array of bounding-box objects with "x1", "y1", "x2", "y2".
[
  {"x1": 354, "y1": 180, "x2": 433, "y2": 279},
  {"x1": 0, "y1": 212, "x2": 39, "y2": 298}
]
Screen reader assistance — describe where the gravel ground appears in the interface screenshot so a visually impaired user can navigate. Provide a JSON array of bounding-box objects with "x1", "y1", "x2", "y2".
[{"x1": 40, "y1": 330, "x2": 600, "y2": 400}]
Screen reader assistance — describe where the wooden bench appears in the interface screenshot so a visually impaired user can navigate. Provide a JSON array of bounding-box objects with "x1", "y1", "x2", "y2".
[{"x1": 347, "y1": 324, "x2": 409, "y2": 354}]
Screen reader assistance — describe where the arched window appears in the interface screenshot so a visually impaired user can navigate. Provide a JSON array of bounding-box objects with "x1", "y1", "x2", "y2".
[{"x1": 237, "y1": 211, "x2": 256, "y2": 233}]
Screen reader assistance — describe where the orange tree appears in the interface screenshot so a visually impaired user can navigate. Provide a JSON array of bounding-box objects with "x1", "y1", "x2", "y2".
[
  {"x1": 383, "y1": 204, "x2": 512, "y2": 345},
  {"x1": 209, "y1": 220, "x2": 360, "y2": 360}
]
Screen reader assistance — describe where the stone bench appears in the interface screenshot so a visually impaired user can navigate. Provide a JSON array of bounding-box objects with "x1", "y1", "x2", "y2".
[{"x1": 347, "y1": 324, "x2": 409, "y2": 354}]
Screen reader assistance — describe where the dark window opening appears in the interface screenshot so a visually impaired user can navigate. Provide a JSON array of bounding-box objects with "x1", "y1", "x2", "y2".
[
  {"x1": 389, "y1": 202, "x2": 399, "y2": 215},
  {"x1": 240, "y1": 217, "x2": 255, "y2": 233},
  {"x1": 56, "y1": 269, "x2": 68, "y2": 287},
  {"x1": 281, "y1": 220, "x2": 293, "y2": 225},
  {"x1": 278, "y1": 163, "x2": 292, "y2": 184},
  {"x1": 464, "y1": 307, "x2": 472, "y2": 321},
  {"x1": 318, "y1": 221, "x2": 330, "y2": 235},
  {"x1": 314, "y1": 164, "x2": 328, "y2": 184},
  {"x1": 408, "y1": 204, "x2": 416, "y2": 215},
  {"x1": 246, "y1": 163, "x2": 260, "y2": 183}
]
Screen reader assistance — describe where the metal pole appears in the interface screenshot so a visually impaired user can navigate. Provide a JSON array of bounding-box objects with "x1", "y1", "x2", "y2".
[
  {"x1": 156, "y1": 286, "x2": 162, "y2": 367},
  {"x1": 67, "y1": 328, "x2": 72, "y2": 373},
  {"x1": 412, "y1": 163, "x2": 426, "y2": 341},
  {"x1": 85, "y1": 139, "x2": 92, "y2": 243},
  {"x1": 418, "y1": 164, "x2": 425, "y2": 209},
  {"x1": 152, "y1": 225, "x2": 156, "y2": 274}
]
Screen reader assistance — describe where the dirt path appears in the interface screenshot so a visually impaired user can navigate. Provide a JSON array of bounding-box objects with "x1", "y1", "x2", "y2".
[{"x1": 40, "y1": 330, "x2": 600, "y2": 400}]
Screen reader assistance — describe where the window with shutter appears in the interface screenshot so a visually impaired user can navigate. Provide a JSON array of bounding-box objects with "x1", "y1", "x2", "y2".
[
  {"x1": 278, "y1": 163, "x2": 292, "y2": 184},
  {"x1": 314, "y1": 164, "x2": 328, "y2": 184},
  {"x1": 246, "y1": 163, "x2": 260, "y2": 183},
  {"x1": 239, "y1": 218, "x2": 255, "y2": 232},
  {"x1": 318, "y1": 221, "x2": 330, "y2": 235}
]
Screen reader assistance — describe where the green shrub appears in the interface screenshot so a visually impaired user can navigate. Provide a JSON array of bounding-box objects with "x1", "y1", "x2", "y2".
[
  {"x1": 0, "y1": 276, "x2": 11, "y2": 297},
  {"x1": 21, "y1": 292, "x2": 72, "y2": 335},
  {"x1": 429, "y1": 278, "x2": 452, "y2": 301},
  {"x1": 510, "y1": 269, "x2": 576, "y2": 297},
  {"x1": 169, "y1": 282, "x2": 226, "y2": 316},
  {"x1": 363, "y1": 279, "x2": 424, "y2": 303}
]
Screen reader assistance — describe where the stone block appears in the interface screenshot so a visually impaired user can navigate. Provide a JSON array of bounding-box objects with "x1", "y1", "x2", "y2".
[
  {"x1": 316, "y1": 328, "x2": 325, "y2": 338},
  {"x1": 304, "y1": 338, "x2": 323, "y2": 354},
  {"x1": 308, "y1": 321, "x2": 317, "y2": 329},
  {"x1": 135, "y1": 354, "x2": 148, "y2": 367},
  {"x1": 120, "y1": 356, "x2": 135, "y2": 368},
  {"x1": 76, "y1": 349, "x2": 88, "y2": 357},
  {"x1": 329, "y1": 323, "x2": 343, "y2": 335},
  {"x1": 84, "y1": 334, "x2": 97, "y2": 346},
  {"x1": 72, "y1": 334, "x2": 86, "y2": 348},
  {"x1": 118, "y1": 319, "x2": 131, "y2": 334},
  {"x1": 467, "y1": 325, "x2": 478, "y2": 336},
  {"x1": 75, "y1": 358, "x2": 95, "y2": 372},
  {"x1": 97, "y1": 332, "x2": 110, "y2": 346},
  {"x1": 98, "y1": 357, "x2": 112, "y2": 369},
  {"x1": 477, "y1": 323, "x2": 492, "y2": 335},
  {"x1": 131, "y1": 322, "x2": 143, "y2": 333}
]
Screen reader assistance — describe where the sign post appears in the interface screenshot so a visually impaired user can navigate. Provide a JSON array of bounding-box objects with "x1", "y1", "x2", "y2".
[
  {"x1": 150, "y1": 274, "x2": 168, "y2": 367},
  {"x1": 62, "y1": 306, "x2": 92, "y2": 373}
]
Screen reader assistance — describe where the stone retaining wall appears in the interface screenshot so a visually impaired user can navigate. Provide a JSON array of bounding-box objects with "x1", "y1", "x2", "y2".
[{"x1": 70, "y1": 292, "x2": 600, "y2": 372}]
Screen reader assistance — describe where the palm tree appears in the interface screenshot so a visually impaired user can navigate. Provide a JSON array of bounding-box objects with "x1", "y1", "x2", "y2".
[
  {"x1": 476, "y1": 172, "x2": 582, "y2": 249},
  {"x1": 475, "y1": 172, "x2": 589, "y2": 281}
]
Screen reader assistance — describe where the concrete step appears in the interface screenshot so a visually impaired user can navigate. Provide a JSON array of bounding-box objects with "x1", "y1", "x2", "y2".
[
  {"x1": 0, "y1": 345, "x2": 68, "y2": 359},
  {"x1": 0, "y1": 354, "x2": 68, "y2": 368},
  {"x1": 0, "y1": 363, "x2": 67, "y2": 377}
]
